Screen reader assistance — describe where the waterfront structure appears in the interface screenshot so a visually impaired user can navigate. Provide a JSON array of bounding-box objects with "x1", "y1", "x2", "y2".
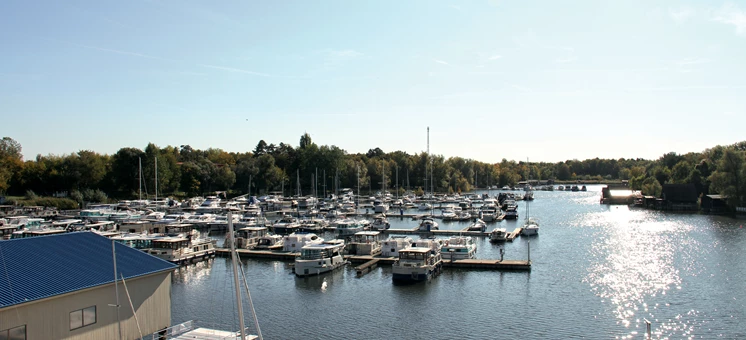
[
  {"x1": 391, "y1": 247, "x2": 443, "y2": 283},
  {"x1": 0, "y1": 232, "x2": 176, "y2": 340}
]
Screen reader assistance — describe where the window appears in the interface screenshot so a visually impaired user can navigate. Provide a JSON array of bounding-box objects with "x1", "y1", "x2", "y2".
[
  {"x1": 70, "y1": 306, "x2": 96, "y2": 330},
  {"x1": 0, "y1": 325, "x2": 26, "y2": 340}
]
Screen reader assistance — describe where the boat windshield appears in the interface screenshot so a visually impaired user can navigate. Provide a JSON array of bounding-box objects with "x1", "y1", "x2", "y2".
[{"x1": 300, "y1": 249, "x2": 323, "y2": 260}]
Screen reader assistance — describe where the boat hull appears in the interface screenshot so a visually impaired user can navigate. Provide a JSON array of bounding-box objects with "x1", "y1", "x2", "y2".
[
  {"x1": 294, "y1": 256, "x2": 346, "y2": 277},
  {"x1": 391, "y1": 265, "x2": 442, "y2": 284}
]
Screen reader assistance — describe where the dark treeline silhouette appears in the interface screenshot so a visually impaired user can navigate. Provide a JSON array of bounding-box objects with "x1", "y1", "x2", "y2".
[{"x1": 1, "y1": 136, "x2": 745, "y2": 208}]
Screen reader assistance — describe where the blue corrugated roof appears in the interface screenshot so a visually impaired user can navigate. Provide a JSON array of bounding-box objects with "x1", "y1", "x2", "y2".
[{"x1": 0, "y1": 232, "x2": 177, "y2": 309}]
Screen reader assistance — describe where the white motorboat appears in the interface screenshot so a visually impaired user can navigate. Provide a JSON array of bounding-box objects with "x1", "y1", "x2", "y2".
[
  {"x1": 335, "y1": 218, "x2": 365, "y2": 236},
  {"x1": 381, "y1": 236, "x2": 413, "y2": 257},
  {"x1": 195, "y1": 196, "x2": 222, "y2": 214},
  {"x1": 418, "y1": 203, "x2": 433, "y2": 211},
  {"x1": 489, "y1": 228, "x2": 508, "y2": 242},
  {"x1": 373, "y1": 199, "x2": 389, "y2": 214},
  {"x1": 440, "y1": 206, "x2": 457, "y2": 220},
  {"x1": 370, "y1": 215, "x2": 390, "y2": 230},
  {"x1": 441, "y1": 236, "x2": 477, "y2": 260},
  {"x1": 418, "y1": 217, "x2": 439, "y2": 232},
  {"x1": 272, "y1": 214, "x2": 301, "y2": 235},
  {"x1": 412, "y1": 237, "x2": 443, "y2": 253},
  {"x1": 234, "y1": 226, "x2": 270, "y2": 249},
  {"x1": 294, "y1": 239, "x2": 346, "y2": 277},
  {"x1": 467, "y1": 219, "x2": 487, "y2": 232},
  {"x1": 254, "y1": 234, "x2": 284, "y2": 250},
  {"x1": 344, "y1": 231, "x2": 383, "y2": 255},
  {"x1": 391, "y1": 247, "x2": 443, "y2": 283},
  {"x1": 298, "y1": 218, "x2": 328, "y2": 233},
  {"x1": 282, "y1": 232, "x2": 324, "y2": 253},
  {"x1": 79, "y1": 208, "x2": 112, "y2": 222},
  {"x1": 145, "y1": 230, "x2": 216, "y2": 265}
]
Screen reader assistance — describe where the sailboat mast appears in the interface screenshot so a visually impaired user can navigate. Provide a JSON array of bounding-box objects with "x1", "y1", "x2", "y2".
[
  {"x1": 154, "y1": 157, "x2": 158, "y2": 205},
  {"x1": 112, "y1": 240, "x2": 122, "y2": 340},
  {"x1": 227, "y1": 212, "x2": 247, "y2": 340},
  {"x1": 138, "y1": 157, "x2": 142, "y2": 201},
  {"x1": 396, "y1": 166, "x2": 399, "y2": 199}
]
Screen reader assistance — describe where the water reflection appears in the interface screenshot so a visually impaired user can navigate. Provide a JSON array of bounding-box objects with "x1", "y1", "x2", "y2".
[
  {"x1": 583, "y1": 206, "x2": 699, "y2": 338},
  {"x1": 172, "y1": 258, "x2": 214, "y2": 283}
]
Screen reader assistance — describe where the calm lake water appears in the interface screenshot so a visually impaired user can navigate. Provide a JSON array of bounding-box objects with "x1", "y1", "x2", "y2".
[{"x1": 170, "y1": 185, "x2": 746, "y2": 339}]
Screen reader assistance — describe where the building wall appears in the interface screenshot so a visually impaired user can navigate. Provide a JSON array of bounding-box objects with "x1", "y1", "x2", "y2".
[{"x1": 0, "y1": 271, "x2": 172, "y2": 340}]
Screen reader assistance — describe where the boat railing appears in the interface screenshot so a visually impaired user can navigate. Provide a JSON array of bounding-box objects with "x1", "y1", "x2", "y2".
[{"x1": 153, "y1": 320, "x2": 193, "y2": 339}]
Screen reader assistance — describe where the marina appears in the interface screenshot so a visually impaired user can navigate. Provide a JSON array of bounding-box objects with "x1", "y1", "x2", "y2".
[
  {"x1": 166, "y1": 185, "x2": 746, "y2": 339},
  {"x1": 2, "y1": 185, "x2": 745, "y2": 338}
]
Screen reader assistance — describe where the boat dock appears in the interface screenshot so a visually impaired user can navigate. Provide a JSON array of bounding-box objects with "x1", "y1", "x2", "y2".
[
  {"x1": 381, "y1": 228, "x2": 490, "y2": 237},
  {"x1": 216, "y1": 250, "x2": 531, "y2": 272},
  {"x1": 506, "y1": 228, "x2": 522, "y2": 242},
  {"x1": 346, "y1": 255, "x2": 531, "y2": 271},
  {"x1": 354, "y1": 258, "x2": 381, "y2": 276}
]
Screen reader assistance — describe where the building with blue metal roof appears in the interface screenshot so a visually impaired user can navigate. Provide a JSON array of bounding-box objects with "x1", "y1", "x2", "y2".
[{"x1": 0, "y1": 232, "x2": 177, "y2": 340}]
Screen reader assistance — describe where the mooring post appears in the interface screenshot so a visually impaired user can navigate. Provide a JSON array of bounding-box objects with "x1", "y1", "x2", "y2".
[
  {"x1": 644, "y1": 319, "x2": 651, "y2": 339},
  {"x1": 527, "y1": 239, "x2": 531, "y2": 263}
]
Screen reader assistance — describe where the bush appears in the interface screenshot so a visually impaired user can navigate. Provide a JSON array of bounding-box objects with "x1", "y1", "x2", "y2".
[
  {"x1": 70, "y1": 190, "x2": 84, "y2": 205},
  {"x1": 19, "y1": 198, "x2": 79, "y2": 210},
  {"x1": 82, "y1": 189, "x2": 108, "y2": 203},
  {"x1": 25, "y1": 190, "x2": 38, "y2": 200}
]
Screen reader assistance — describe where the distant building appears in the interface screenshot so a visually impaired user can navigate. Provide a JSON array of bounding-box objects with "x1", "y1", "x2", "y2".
[
  {"x1": 660, "y1": 184, "x2": 698, "y2": 211},
  {"x1": 600, "y1": 184, "x2": 635, "y2": 205},
  {"x1": 0, "y1": 232, "x2": 176, "y2": 340},
  {"x1": 701, "y1": 195, "x2": 728, "y2": 214}
]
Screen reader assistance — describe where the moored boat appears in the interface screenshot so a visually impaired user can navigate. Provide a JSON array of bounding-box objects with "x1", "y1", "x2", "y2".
[
  {"x1": 145, "y1": 230, "x2": 216, "y2": 265},
  {"x1": 294, "y1": 239, "x2": 346, "y2": 277},
  {"x1": 418, "y1": 217, "x2": 439, "y2": 232},
  {"x1": 489, "y1": 228, "x2": 508, "y2": 242},
  {"x1": 441, "y1": 236, "x2": 477, "y2": 260},
  {"x1": 391, "y1": 247, "x2": 443, "y2": 283},
  {"x1": 282, "y1": 232, "x2": 324, "y2": 253},
  {"x1": 344, "y1": 231, "x2": 383, "y2": 256},
  {"x1": 381, "y1": 235, "x2": 413, "y2": 257},
  {"x1": 467, "y1": 219, "x2": 487, "y2": 232}
]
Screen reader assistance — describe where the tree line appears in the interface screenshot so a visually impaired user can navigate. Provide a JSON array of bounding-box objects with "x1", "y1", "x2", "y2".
[{"x1": 1, "y1": 135, "x2": 745, "y2": 209}]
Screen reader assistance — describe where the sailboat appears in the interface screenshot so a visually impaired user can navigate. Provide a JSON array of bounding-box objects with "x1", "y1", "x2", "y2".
[
  {"x1": 520, "y1": 159, "x2": 539, "y2": 236},
  {"x1": 157, "y1": 211, "x2": 263, "y2": 339}
]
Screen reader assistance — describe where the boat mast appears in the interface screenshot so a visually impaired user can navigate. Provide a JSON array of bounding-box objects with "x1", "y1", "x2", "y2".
[
  {"x1": 396, "y1": 166, "x2": 399, "y2": 199},
  {"x1": 227, "y1": 212, "x2": 247, "y2": 340},
  {"x1": 111, "y1": 240, "x2": 123, "y2": 340},
  {"x1": 138, "y1": 157, "x2": 142, "y2": 201},
  {"x1": 154, "y1": 156, "x2": 158, "y2": 209}
]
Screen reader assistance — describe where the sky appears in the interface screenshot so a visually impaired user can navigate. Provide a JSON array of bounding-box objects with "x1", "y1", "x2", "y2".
[{"x1": 1, "y1": 0, "x2": 745, "y2": 163}]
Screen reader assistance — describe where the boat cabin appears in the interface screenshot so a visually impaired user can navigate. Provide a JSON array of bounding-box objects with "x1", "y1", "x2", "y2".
[
  {"x1": 345, "y1": 231, "x2": 383, "y2": 255},
  {"x1": 235, "y1": 226, "x2": 269, "y2": 249}
]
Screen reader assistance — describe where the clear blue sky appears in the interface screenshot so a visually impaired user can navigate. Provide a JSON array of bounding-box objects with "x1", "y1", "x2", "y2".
[{"x1": 2, "y1": 0, "x2": 745, "y2": 163}]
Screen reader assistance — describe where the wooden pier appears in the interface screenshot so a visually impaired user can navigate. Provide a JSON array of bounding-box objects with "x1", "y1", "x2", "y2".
[
  {"x1": 381, "y1": 228, "x2": 490, "y2": 237},
  {"x1": 506, "y1": 228, "x2": 522, "y2": 242},
  {"x1": 216, "y1": 248, "x2": 299, "y2": 260},
  {"x1": 217, "y1": 251, "x2": 530, "y2": 271},
  {"x1": 346, "y1": 255, "x2": 530, "y2": 271},
  {"x1": 354, "y1": 258, "x2": 381, "y2": 276}
]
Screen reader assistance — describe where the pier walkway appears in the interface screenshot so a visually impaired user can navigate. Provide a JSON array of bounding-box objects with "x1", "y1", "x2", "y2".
[{"x1": 216, "y1": 250, "x2": 531, "y2": 272}]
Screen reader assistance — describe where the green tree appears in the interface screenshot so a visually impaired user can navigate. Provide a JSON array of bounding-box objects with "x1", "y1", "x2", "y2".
[
  {"x1": 709, "y1": 149, "x2": 746, "y2": 208},
  {"x1": 0, "y1": 137, "x2": 23, "y2": 193},
  {"x1": 670, "y1": 160, "x2": 692, "y2": 184},
  {"x1": 556, "y1": 163, "x2": 571, "y2": 181},
  {"x1": 641, "y1": 177, "x2": 662, "y2": 197}
]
